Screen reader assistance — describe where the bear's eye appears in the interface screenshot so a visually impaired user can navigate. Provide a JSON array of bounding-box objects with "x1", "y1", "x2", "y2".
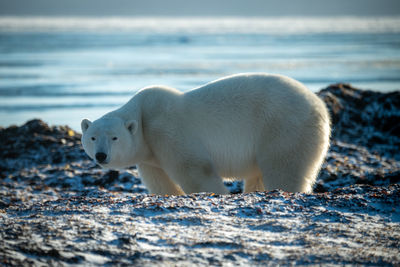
[
  {"x1": 112, "y1": 137, "x2": 118, "y2": 141},
  {"x1": 91, "y1": 137, "x2": 96, "y2": 141}
]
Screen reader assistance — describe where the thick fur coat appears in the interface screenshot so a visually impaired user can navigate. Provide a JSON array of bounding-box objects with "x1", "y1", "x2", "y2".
[{"x1": 81, "y1": 73, "x2": 330, "y2": 194}]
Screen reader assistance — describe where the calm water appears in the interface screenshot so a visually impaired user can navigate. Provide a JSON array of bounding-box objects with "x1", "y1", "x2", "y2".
[{"x1": 0, "y1": 17, "x2": 399, "y2": 131}]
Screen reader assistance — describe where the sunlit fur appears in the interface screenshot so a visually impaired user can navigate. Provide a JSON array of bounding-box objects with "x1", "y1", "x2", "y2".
[
  {"x1": 81, "y1": 118, "x2": 137, "y2": 169},
  {"x1": 81, "y1": 73, "x2": 330, "y2": 195}
]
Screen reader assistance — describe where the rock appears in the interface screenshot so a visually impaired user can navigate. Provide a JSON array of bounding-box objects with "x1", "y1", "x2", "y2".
[
  {"x1": 0, "y1": 119, "x2": 87, "y2": 172},
  {"x1": 318, "y1": 84, "x2": 400, "y2": 159},
  {"x1": 0, "y1": 184, "x2": 399, "y2": 265}
]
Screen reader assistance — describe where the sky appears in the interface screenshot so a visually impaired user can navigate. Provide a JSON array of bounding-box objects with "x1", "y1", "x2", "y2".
[{"x1": 0, "y1": 0, "x2": 399, "y2": 17}]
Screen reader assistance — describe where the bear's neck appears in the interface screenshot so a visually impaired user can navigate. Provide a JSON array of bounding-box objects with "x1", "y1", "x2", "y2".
[{"x1": 105, "y1": 97, "x2": 142, "y2": 122}]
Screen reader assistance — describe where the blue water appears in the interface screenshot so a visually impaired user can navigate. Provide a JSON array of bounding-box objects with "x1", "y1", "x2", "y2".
[{"x1": 0, "y1": 17, "x2": 399, "y2": 131}]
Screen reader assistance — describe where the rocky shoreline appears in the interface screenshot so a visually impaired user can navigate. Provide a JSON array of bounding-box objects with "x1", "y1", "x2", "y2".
[{"x1": 0, "y1": 84, "x2": 399, "y2": 266}]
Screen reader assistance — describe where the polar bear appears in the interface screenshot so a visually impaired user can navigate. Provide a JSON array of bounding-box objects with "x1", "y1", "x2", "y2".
[{"x1": 81, "y1": 73, "x2": 330, "y2": 195}]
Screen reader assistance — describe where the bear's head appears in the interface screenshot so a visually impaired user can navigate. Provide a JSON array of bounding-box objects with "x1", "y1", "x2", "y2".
[{"x1": 81, "y1": 117, "x2": 138, "y2": 169}]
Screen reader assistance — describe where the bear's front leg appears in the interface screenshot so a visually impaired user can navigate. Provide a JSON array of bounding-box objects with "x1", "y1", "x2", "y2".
[
  {"x1": 164, "y1": 159, "x2": 228, "y2": 194},
  {"x1": 137, "y1": 163, "x2": 185, "y2": 195}
]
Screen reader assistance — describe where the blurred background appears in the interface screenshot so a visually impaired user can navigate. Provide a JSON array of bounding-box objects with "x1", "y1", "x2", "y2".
[{"x1": 0, "y1": 0, "x2": 399, "y2": 131}]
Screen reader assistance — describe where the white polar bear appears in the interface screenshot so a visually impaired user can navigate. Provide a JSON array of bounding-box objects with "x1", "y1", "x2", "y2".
[{"x1": 81, "y1": 73, "x2": 330, "y2": 195}]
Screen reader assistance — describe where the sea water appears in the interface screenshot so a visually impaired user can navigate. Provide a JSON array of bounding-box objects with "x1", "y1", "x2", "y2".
[{"x1": 0, "y1": 16, "x2": 399, "y2": 131}]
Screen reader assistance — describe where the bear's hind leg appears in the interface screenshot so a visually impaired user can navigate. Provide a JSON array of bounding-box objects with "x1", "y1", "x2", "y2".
[
  {"x1": 259, "y1": 162, "x2": 312, "y2": 193},
  {"x1": 257, "y1": 142, "x2": 323, "y2": 193},
  {"x1": 257, "y1": 118, "x2": 329, "y2": 193},
  {"x1": 137, "y1": 163, "x2": 185, "y2": 195},
  {"x1": 164, "y1": 159, "x2": 228, "y2": 195},
  {"x1": 244, "y1": 175, "x2": 265, "y2": 193}
]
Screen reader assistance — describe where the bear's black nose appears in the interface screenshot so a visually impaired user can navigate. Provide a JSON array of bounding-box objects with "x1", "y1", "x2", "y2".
[{"x1": 95, "y1": 152, "x2": 107, "y2": 163}]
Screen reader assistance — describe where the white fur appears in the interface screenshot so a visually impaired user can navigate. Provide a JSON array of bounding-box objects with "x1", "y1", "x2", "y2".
[{"x1": 81, "y1": 73, "x2": 330, "y2": 195}]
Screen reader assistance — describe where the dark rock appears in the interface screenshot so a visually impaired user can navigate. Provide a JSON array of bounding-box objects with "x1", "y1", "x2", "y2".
[
  {"x1": 318, "y1": 84, "x2": 400, "y2": 159},
  {"x1": 387, "y1": 171, "x2": 400, "y2": 183},
  {"x1": 313, "y1": 183, "x2": 327, "y2": 193},
  {"x1": 0, "y1": 119, "x2": 85, "y2": 172}
]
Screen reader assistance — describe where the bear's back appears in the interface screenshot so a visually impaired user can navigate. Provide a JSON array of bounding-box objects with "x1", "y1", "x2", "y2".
[
  {"x1": 182, "y1": 73, "x2": 317, "y2": 129},
  {"x1": 178, "y1": 73, "x2": 323, "y2": 177}
]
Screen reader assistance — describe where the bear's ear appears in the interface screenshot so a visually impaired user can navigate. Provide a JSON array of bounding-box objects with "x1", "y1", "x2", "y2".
[
  {"x1": 125, "y1": 120, "x2": 138, "y2": 135},
  {"x1": 81, "y1": 119, "x2": 92, "y2": 133}
]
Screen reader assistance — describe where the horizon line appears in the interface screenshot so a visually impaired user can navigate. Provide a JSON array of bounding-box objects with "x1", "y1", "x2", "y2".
[{"x1": 1, "y1": 14, "x2": 400, "y2": 18}]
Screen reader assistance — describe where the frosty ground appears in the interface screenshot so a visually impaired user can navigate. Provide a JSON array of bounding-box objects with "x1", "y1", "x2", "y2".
[{"x1": 0, "y1": 84, "x2": 399, "y2": 266}]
